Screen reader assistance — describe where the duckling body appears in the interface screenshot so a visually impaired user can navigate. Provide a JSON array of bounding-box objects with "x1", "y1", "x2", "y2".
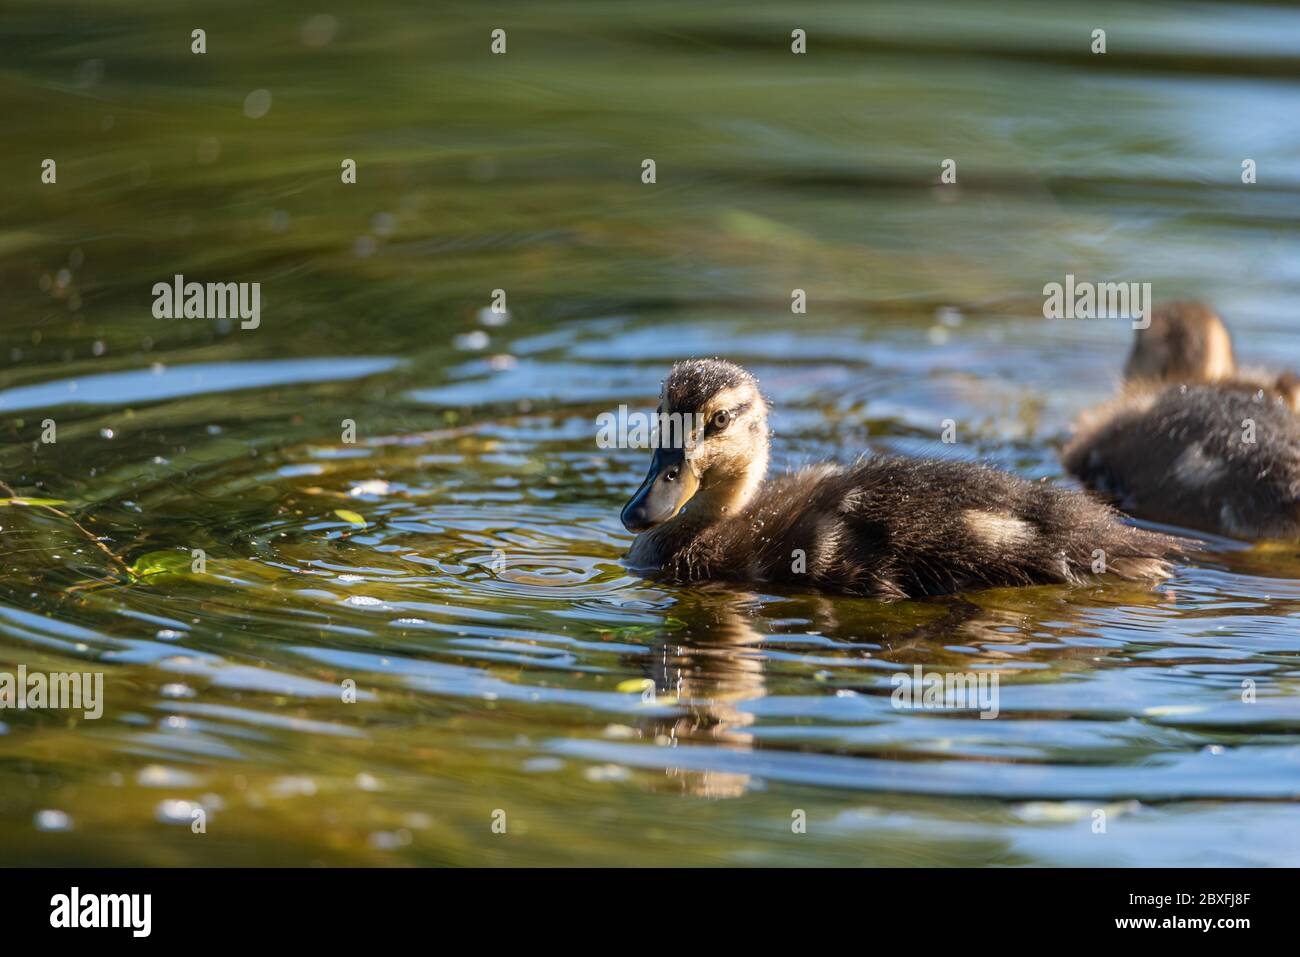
[
  {"x1": 1064, "y1": 301, "x2": 1300, "y2": 539},
  {"x1": 1064, "y1": 385, "x2": 1300, "y2": 539},
  {"x1": 623, "y1": 359, "x2": 1181, "y2": 600}
]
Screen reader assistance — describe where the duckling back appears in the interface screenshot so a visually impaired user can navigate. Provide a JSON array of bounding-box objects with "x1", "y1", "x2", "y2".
[{"x1": 1063, "y1": 385, "x2": 1300, "y2": 539}]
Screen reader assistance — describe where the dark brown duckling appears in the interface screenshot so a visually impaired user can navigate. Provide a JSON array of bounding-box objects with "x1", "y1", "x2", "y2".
[
  {"x1": 1063, "y1": 301, "x2": 1300, "y2": 538},
  {"x1": 621, "y1": 359, "x2": 1183, "y2": 600}
]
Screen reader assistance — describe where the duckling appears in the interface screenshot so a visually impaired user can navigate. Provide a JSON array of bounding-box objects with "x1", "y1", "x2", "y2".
[
  {"x1": 1063, "y1": 301, "x2": 1300, "y2": 538},
  {"x1": 1122, "y1": 300, "x2": 1300, "y2": 407},
  {"x1": 621, "y1": 359, "x2": 1182, "y2": 599}
]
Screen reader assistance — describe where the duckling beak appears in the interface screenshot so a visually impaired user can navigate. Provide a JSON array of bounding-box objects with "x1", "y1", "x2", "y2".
[{"x1": 621, "y1": 446, "x2": 700, "y2": 533}]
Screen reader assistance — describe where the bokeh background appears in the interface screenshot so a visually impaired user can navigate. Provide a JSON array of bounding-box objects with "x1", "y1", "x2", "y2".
[{"x1": 2, "y1": 1, "x2": 1300, "y2": 865}]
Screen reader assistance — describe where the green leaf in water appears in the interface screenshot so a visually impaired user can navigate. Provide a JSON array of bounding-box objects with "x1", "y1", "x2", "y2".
[
  {"x1": 334, "y1": 509, "x2": 366, "y2": 526},
  {"x1": 129, "y1": 549, "x2": 195, "y2": 583},
  {"x1": 1143, "y1": 705, "x2": 1206, "y2": 717},
  {"x1": 0, "y1": 497, "x2": 68, "y2": 506}
]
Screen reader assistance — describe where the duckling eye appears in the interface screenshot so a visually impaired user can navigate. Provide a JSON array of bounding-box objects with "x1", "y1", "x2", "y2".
[
  {"x1": 665, "y1": 466, "x2": 680, "y2": 482},
  {"x1": 710, "y1": 409, "x2": 731, "y2": 431}
]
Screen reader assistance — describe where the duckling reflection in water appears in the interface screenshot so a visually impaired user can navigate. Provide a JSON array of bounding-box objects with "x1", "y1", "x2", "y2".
[
  {"x1": 1064, "y1": 301, "x2": 1300, "y2": 539},
  {"x1": 626, "y1": 592, "x2": 1010, "y2": 799},
  {"x1": 636, "y1": 592, "x2": 767, "y2": 799},
  {"x1": 621, "y1": 359, "x2": 1183, "y2": 599}
]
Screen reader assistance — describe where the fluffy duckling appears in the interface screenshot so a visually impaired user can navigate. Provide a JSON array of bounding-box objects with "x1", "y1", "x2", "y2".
[
  {"x1": 622, "y1": 359, "x2": 1182, "y2": 599},
  {"x1": 1063, "y1": 301, "x2": 1300, "y2": 538}
]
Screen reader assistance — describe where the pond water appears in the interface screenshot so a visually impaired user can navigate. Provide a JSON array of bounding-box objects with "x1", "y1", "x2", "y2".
[{"x1": 2, "y1": 1, "x2": 1300, "y2": 865}]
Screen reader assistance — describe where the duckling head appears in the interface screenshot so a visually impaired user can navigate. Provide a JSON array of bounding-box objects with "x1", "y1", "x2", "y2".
[
  {"x1": 620, "y1": 359, "x2": 769, "y2": 533},
  {"x1": 1274, "y1": 371, "x2": 1300, "y2": 413},
  {"x1": 1124, "y1": 300, "x2": 1236, "y2": 385}
]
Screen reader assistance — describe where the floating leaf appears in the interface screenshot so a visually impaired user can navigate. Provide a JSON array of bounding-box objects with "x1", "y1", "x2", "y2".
[
  {"x1": 334, "y1": 509, "x2": 366, "y2": 526},
  {"x1": 616, "y1": 678, "x2": 654, "y2": 694},
  {"x1": 0, "y1": 497, "x2": 68, "y2": 507},
  {"x1": 129, "y1": 550, "x2": 194, "y2": 583},
  {"x1": 1013, "y1": 802, "x2": 1092, "y2": 823}
]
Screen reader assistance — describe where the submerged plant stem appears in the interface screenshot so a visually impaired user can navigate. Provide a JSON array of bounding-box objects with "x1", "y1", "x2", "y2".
[{"x1": 0, "y1": 479, "x2": 131, "y2": 581}]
